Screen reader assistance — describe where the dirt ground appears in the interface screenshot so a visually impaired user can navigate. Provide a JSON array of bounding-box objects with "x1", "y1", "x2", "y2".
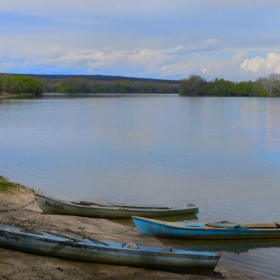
[{"x1": 0, "y1": 188, "x2": 258, "y2": 280}]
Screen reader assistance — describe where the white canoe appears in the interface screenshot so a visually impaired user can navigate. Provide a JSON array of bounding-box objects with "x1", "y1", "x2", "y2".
[{"x1": 35, "y1": 192, "x2": 199, "y2": 219}]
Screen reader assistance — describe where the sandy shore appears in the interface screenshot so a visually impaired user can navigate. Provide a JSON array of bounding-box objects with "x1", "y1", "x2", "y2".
[{"x1": 0, "y1": 186, "x2": 258, "y2": 280}]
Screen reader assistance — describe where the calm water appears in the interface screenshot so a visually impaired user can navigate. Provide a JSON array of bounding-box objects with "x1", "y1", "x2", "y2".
[{"x1": 1, "y1": 95, "x2": 280, "y2": 279}]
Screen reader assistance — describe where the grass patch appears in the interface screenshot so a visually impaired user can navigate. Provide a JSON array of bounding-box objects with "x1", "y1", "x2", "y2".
[{"x1": 0, "y1": 175, "x2": 30, "y2": 193}]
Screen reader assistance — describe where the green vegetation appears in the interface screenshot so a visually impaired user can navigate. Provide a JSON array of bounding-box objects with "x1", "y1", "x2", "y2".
[
  {"x1": 0, "y1": 74, "x2": 179, "y2": 95},
  {"x1": 0, "y1": 74, "x2": 44, "y2": 97},
  {"x1": 0, "y1": 176, "x2": 25, "y2": 192},
  {"x1": 179, "y1": 73, "x2": 280, "y2": 97},
  {"x1": 56, "y1": 78, "x2": 178, "y2": 94},
  {"x1": 1, "y1": 72, "x2": 280, "y2": 97}
]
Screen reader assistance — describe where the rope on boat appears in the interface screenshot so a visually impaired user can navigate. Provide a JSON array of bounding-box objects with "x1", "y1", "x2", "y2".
[{"x1": 0, "y1": 198, "x2": 36, "y2": 213}]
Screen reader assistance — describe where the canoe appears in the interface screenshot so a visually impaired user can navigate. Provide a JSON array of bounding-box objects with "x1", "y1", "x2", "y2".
[
  {"x1": 34, "y1": 192, "x2": 199, "y2": 219},
  {"x1": 132, "y1": 216, "x2": 280, "y2": 239},
  {"x1": 0, "y1": 223, "x2": 221, "y2": 274}
]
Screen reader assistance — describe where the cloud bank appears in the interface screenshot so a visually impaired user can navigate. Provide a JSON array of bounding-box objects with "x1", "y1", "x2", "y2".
[
  {"x1": 0, "y1": 0, "x2": 280, "y2": 81},
  {"x1": 241, "y1": 53, "x2": 280, "y2": 75}
]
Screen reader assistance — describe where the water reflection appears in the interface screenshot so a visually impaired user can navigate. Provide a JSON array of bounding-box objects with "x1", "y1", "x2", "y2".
[{"x1": 159, "y1": 238, "x2": 280, "y2": 254}]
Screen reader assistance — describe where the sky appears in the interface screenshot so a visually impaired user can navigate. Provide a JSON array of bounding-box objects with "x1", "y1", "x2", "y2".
[{"x1": 1, "y1": 0, "x2": 280, "y2": 81}]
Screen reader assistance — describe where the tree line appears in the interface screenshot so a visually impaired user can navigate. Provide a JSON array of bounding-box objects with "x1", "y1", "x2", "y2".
[
  {"x1": 0, "y1": 74, "x2": 44, "y2": 96},
  {"x1": 55, "y1": 78, "x2": 178, "y2": 94},
  {"x1": 0, "y1": 74, "x2": 178, "y2": 96},
  {"x1": 1, "y1": 73, "x2": 280, "y2": 97},
  {"x1": 179, "y1": 74, "x2": 280, "y2": 97}
]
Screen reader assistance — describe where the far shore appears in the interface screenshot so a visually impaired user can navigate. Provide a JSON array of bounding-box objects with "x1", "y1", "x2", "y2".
[
  {"x1": 0, "y1": 176, "x2": 258, "y2": 279},
  {"x1": 0, "y1": 92, "x2": 38, "y2": 99}
]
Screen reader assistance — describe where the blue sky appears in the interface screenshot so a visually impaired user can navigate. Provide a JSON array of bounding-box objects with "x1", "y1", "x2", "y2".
[{"x1": 1, "y1": 0, "x2": 280, "y2": 81}]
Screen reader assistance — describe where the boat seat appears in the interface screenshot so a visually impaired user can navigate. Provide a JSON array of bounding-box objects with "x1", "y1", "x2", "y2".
[{"x1": 205, "y1": 223, "x2": 227, "y2": 228}]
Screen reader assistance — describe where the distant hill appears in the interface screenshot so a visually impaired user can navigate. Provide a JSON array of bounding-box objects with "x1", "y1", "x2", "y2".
[{"x1": 11, "y1": 73, "x2": 179, "y2": 84}]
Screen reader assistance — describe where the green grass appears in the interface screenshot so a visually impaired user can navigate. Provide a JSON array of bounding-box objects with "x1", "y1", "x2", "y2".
[{"x1": 0, "y1": 175, "x2": 28, "y2": 192}]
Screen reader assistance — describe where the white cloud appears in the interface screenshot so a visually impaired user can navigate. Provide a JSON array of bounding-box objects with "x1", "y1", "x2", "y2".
[
  {"x1": 195, "y1": 51, "x2": 250, "y2": 81},
  {"x1": 1, "y1": 0, "x2": 280, "y2": 82},
  {"x1": 164, "y1": 39, "x2": 222, "y2": 55},
  {"x1": 231, "y1": 51, "x2": 247, "y2": 64},
  {"x1": 240, "y1": 53, "x2": 280, "y2": 74},
  {"x1": 53, "y1": 46, "x2": 213, "y2": 79},
  {"x1": 0, "y1": 3, "x2": 272, "y2": 62},
  {"x1": 186, "y1": 39, "x2": 222, "y2": 53},
  {"x1": 164, "y1": 45, "x2": 185, "y2": 56},
  {"x1": 0, "y1": 41, "x2": 265, "y2": 81},
  {"x1": 275, "y1": 67, "x2": 280, "y2": 74}
]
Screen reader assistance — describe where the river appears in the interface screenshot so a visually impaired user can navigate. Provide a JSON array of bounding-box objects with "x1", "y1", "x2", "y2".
[{"x1": 1, "y1": 94, "x2": 280, "y2": 279}]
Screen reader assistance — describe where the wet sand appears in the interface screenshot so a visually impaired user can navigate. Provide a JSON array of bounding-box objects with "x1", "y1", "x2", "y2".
[{"x1": 0, "y1": 185, "x2": 258, "y2": 280}]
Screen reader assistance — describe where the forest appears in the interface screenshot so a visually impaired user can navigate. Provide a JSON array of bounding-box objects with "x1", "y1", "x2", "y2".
[
  {"x1": 1, "y1": 73, "x2": 280, "y2": 97},
  {"x1": 179, "y1": 74, "x2": 280, "y2": 97},
  {"x1": 55, "y1": 78, "x2": 178, "y2": 94},
  {"x1": 0, "y1": 74, "x2": 44, "y2": 96}
]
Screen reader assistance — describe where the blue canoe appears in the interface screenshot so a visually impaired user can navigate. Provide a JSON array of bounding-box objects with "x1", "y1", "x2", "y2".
[
  {"x1": 132, "y1": 216, "x2": 280, "y2": 239},
  {"x1": 0, "y1": 223, "x2": 221, "y2": 274}
]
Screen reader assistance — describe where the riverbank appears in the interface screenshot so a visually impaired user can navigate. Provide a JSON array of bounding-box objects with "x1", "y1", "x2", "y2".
[
  {"x1": 0, "y1": 92, "x2": 38, "y2": 99},
  {"x1": 0, "y1": 177, "x2": 258, "y2": 280}
]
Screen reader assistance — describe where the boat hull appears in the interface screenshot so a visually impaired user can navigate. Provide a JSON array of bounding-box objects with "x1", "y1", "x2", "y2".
[
  {"x1": 0, "y1": 224, "x2": 220, "y2": 274},
  {"x1": 35, "y1": 193, "x2": 199, "y2": 219},
  {"x1": 132, "y1": 217, "x2": 280, "y2": 239}
]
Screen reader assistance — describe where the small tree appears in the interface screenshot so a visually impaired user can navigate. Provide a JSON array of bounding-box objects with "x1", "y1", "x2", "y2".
[
  {"x1": 179, "y1": 75, "x2": 206, "y2": 95},
  {"x1": 256, "y1": 73, "x2": 280, "y2": 96},
  {"x1": 234, "y1": 81, "x2": 256, "y2": 96}
]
